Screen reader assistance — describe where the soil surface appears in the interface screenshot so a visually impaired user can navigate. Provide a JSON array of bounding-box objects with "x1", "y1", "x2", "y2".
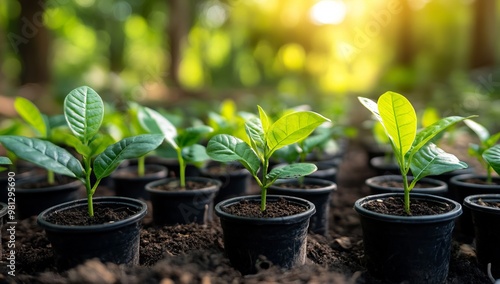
[{"x1": 0, "y1": 141, "x2": 494, "y2": 283}]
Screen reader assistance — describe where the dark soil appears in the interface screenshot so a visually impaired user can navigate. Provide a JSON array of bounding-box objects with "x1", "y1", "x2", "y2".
[
  {"x1": 152, "y1": 180, "x2": 215, "y2": 191},
  {"x1": 378, "y1": 180, "x2": 438, "y2": 188},
  {"x1": 476, "y1": 199, "x2": 500, "y2": 209},
  {"x1": 221, "y1": 197, "x2": 307, "y2": 218},
  {"x1": 362, "y1": 196, "x2": 452, "y2": 216},
  {"x1": 0, "y1": 141, "x2": 494, "y2": 283},
  {"x1": 45, "y1": 204, "x2": 140, "y2": 226},
  {"x1": 273, "y1": 182, "x2": 325, "y2": 189}
]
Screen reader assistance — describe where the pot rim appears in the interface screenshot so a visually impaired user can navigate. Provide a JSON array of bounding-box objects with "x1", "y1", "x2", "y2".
[
  {"x1": 111, "y1": 164, "x2": 169, "y2": 180},
  {"x1": 17, "y1": 177, "x2": 83, "y2": 193},
  {"x1": 37, "y1": 196, "x2": 147, "y2": 232},
  {"x1": 215, "y1": 194, "x2": 316, "y2": 225},
  {"x1": 145, "y1": 176, "x2": 222, "y2": 195},
  {"x1": 269, "y1": 177, "x2": 337, "y2": 194},
  {"x1": 354, "y1": 192, "x2": 462, "y2": 223},
  {"x1": 463, "y1": 194, "x2": 500, "y2": 214},
  {"x1": 450, "y1": 174, "x2": 500, "y2": 188},
  {"x1": 365, "y1": 175, "x2": 447, "y2": 192}
]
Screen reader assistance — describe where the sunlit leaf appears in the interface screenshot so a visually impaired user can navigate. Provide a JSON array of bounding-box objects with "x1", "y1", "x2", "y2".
[
  {"x1": 464, "y1": 119, "x2": 489, "y2": 143},
  {"x1": 138, "y1": 107, "x2": 178, "y2": 149},
  {"x1": 14, "y1": 97, "x2": 47, "y2": 138}
]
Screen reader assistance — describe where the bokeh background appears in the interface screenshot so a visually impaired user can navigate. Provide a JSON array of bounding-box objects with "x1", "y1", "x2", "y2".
[{"x1": 0, "y1": 0, "x2": 499, "y2": 130}]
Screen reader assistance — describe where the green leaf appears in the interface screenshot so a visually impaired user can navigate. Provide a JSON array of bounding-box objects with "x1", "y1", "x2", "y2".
[
  {"x1": 273, "y1": 144, "x2": 301, "y2": 164},
  {"x1": 93, "y1": 134, "x2": 164, "y2": 180},
  {"x1": 182, "y1": 144, "x2": 210, "y2": 163},
  {"x1": 14, "y1": 97, "x2": 47, "y2": 138},
  {"x1": 374, "y1": 121, "x2": 390, "y2": 144},
  {"x1": 302, "y1": 131, "x2": 332, "y2": 154},
  {"x1": 485, "y1": 132, "x2": 500, "y2": 148},
  {"x1": 464, "y1": 119, "x2": 489, "y2": 143},
  {"x1": 206, "y1": 134, "x2": 260, "y2": 175},
  {"x1": 0, "y1": 157, "x2": 12, "y2": 165},
  {"x1": 267, "y1": 111, "x2": 329, "y2": 157},
  {"x1": 138, "y1": 107, "x2": 178, "y2": 149},
  {"x1": 0, "y1": 136, "x2": 84, "y2": 178},
  {"x1": 64, "y1": 86, "x2": 104, "y2": 144},
  {"x1": 257, "y1": 105, "x2": 270, "y2": 132},
  {"x1": 358, "y1": 96, "x2": 382, "y2": 122},
  {"x1": 88, "y1": 134, "x2": 116, "y2": 157},
  {"x1": 176, "y1": 125, "x2": 213, "y2": 148},
  {"x1": 411, "y1": 116, "x2": 472, "y2": 154},
  {"x1": 266, "y1": 163, "x2": 317, "y2": 184},
  {"x1": 378, "y1": 91, "x2": 417, "y2": 158},
  {"x1": 483, "y1": 144, "x2": 500, "y2": 176},
  {"x1": 409, "y1": 143, "x2": 467, "y2": 182},
  {"x1": 245, "y1": 117, "x2": 266, "y2": 160}
]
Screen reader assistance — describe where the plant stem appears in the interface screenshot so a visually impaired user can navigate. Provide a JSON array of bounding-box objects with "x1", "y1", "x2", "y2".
[
  {"x1": 47, "y1": 170, "x2": 55, "y2": 185},
  {"x1": 402, "y1": 173, "x2": 411, "y2": 215},
  {"x1": 138, "y1": 156, "x2": 145, "y2": 177},
  {"x1": 487, "y1": 165, "x2": 492, "y2": 184},
  {"x1": 260, "y1": 158, "x2": 269, "y2": 212},
  {"x1": 83, "y1": 156, "x2": 94, "y2": 217},
  {"x1": 177, "y1": 149, "x2": 186, "y2": 188}
]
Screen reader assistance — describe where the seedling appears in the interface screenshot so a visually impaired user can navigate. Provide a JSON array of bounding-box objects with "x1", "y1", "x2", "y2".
[
  {"x1": 0, "y1": 156, "x2": 11, "y2": 172},
  {"x1": 137, "y1": 106, "x2": 213, "y2": 188},
  {"x1": 359, "y1": 91, "x2": 473, "y2": 214},
  {"x1": 14, "y1": 97, "x2": 70, "y2": 184},
  {"x1": 464, "y1": 119, "x2": 500, "y2": 183},
  {"x1": 0, "y1": 86, "x2": 164, "y2": 217},
  {"x1": 206, "y1": 106, "x2": 329, "y2": 211},
  {"x1": 482, "y1": 144, "x2": 500, "y2": 181}
]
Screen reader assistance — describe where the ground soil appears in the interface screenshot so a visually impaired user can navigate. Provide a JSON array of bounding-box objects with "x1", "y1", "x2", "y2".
[{"x1": 0, "y1": 141, "x2": 494, "y2": 283}]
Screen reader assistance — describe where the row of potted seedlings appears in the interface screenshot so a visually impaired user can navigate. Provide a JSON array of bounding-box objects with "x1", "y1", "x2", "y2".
[{"x1": 0, "y1": 86, "x2": 498, "y2": 282}]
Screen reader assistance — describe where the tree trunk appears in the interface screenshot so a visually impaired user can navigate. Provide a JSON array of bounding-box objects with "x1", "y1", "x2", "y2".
[
  {"x1": 470, "y1": 0, "x2": 496, "y2": 68},
  {"x1": 167, "y1": 0, "x2": 190, "y2": 87},
  {"x1": 16, "y1": 0, "x2": 51, "y2": 86}
]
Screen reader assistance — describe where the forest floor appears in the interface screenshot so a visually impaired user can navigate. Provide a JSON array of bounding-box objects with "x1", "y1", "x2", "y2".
[{"x1": 0, "y1": 140, "x2": 494, "y2": 283}]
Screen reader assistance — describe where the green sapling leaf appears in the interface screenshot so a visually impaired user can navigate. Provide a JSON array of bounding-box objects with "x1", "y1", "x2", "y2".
[
  {"x1": 266, "y1": 163, "x2": 317, "y2": 184},
  {"x1": 245, "y1": 117, "x2": 266, "y2": 160},
  {"x1": 0, "y1": 157, "x2": 12, "y2": 165},
  {"x1": 483, "y1": 145, "x2": 500, "y2": 176},
  {"x1": 0, "y1": 136, "x2": 84, "y2": 178},
  {"x1": 93, "y1": 134, "x2": 165, "y2": 180},
  {"x1": 14, "y1": 97, "x2": 47, "y2": 138},
  {"x1": 206, "y1": 134, "x2": 260, "y2": 175},
  {"x1": 409, "y1": 143, "x2": 468, "y2": 182},
  {"x1": 138, "y1": 106, "x2": 178, "y2": 149},
  {"x1": 182, "y1": 144, "x2": 210, "y2": 163},
  {"x1": 267, "y1": 111, "x2": 329, "y2": 157},
  {"x1": 64, "y1": 86, "x2": 104, "y2": 144},
  {"x1": 176, "y1": 126, "x2": 213, "y2": 148}
]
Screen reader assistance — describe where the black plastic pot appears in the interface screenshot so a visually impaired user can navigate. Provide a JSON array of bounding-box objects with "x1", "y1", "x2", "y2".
[
  {"x1": 268, "y1": 178, "x2": 336, "y2": 235},
  {"x1": 17, "y1": 176, "x2": 83, "y2": 219},
  {"x1": 111, "y1": 164, "x2": 168, "y2": 200},
  {"x1": 369, "y1": 156, "x2": 400, "y2": 176},
  {"x1": 449, "y1": 174, "x2": 500, "y2": 242},
  {"x1": 0, "y1": 202, "x2": 7, "y2": 259},
  {"x1": 200, "y1": 161, "x2": 251, "y2": 204},
  {"x1": 215, "y1": 195, "x2": 315, "y2": 275},
  {"x1": 0, "y1": 168, "x2": 45, "y2": 203},
  {"x1": 463, "y1": 194, "x2": 500, "y2": 278},
  {"x1": 145, "y1": 177, "x2": 220, "y2": 226},
  {"x1": 307, "y1": 161, "x2": 338, "y2": 183},
  {"x1": 354, "y1": 193, "x2": 462, "y2": 284},
  {"x1": 37, "y1": 196, "x2": 147, "y2": 270},
  {"x1": 365, "y1": 175, "x2": 448, "y2": 196}
]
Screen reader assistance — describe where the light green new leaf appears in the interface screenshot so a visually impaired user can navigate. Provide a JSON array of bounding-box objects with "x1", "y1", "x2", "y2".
[
  {"x1": 411, "y1": 116, "x2": 472, "y2": 155},
  {"x1": 358, "y1": 96, "x2": 383, "y2": 123},
  {"x1": 266, "y1": 163, "x2": 317, "y2": 184},
  {"x1": 409, "y1": 143, "x2": 467, "y2": 182},
  {"x1": 0, "y1": 157, "x2": 12, "y2": 165},
  {"x1": 182, "y1": 144, "x2": 210, "y2": 163},
  {"x1": 138, "y1": 107, "x2": 178, "y2": 149},
  {"x1": 206, "y1": 134, "x2": 260, "y2": 175},
  {"x1": 483, "y1": 144, "x2": 500, "y2": 176},
  {"x1": 14, "y1": 97, "x2": 47, "y2": 138},
  {"x1": 245, "y1": 117, "x2": 266, "y2": 160},
  {"x1": 267, "y1": 111, "x2": 329, "y2": 156},
  {"x1": 258, "y1": 105, "x2": 270, "y2": 132},
  {"x1": 0, "y1": 136, "x2": 84, "y2": 178},
  {"x1": 464, "y1": 119, "x2": 489, "y2": 142},
  {"x1": 486, "y1": 132, "x2": 500, "y2": 148},
  {"x1": 64, "y1": 86, "x2": 104, "y2": 144},
  {"x1": 378, "y1": 91, "x2": 417, "y2": 157},
  {"x1": 93, "y1": 134, "x2": 164, "y2": 180},
  {"x1": 303, "y1": 131, "x2": 332, "y2": 154}
]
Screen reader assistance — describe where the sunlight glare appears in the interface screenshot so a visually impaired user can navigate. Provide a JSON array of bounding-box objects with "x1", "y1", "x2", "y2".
[{"x1": 310, "y1": 0, "x2": 347, "y2": 25}]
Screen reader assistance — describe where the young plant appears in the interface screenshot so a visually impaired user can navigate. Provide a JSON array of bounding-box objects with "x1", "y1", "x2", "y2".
[
  {"x1": 13, "y1": 97, "x2": 69, "y2": 184},
  {"x1": 0, "y1": 86, "x2": 164, "y2": 217},
  {"x1": 464, "y1": 119, "x2": 500, "y2": 183},
  {"x1": 483, "y1": 144, "x2": 500, "y2": 182},
  {"x1": 358, "y1": 91, "x2": 473, "y2": 214},
  {"x1": 206, "y1": 106, "x2": 330, "y2": 211},
  {"x1": 137, "y1": 106, "x2": 213, "y2": 188}
]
